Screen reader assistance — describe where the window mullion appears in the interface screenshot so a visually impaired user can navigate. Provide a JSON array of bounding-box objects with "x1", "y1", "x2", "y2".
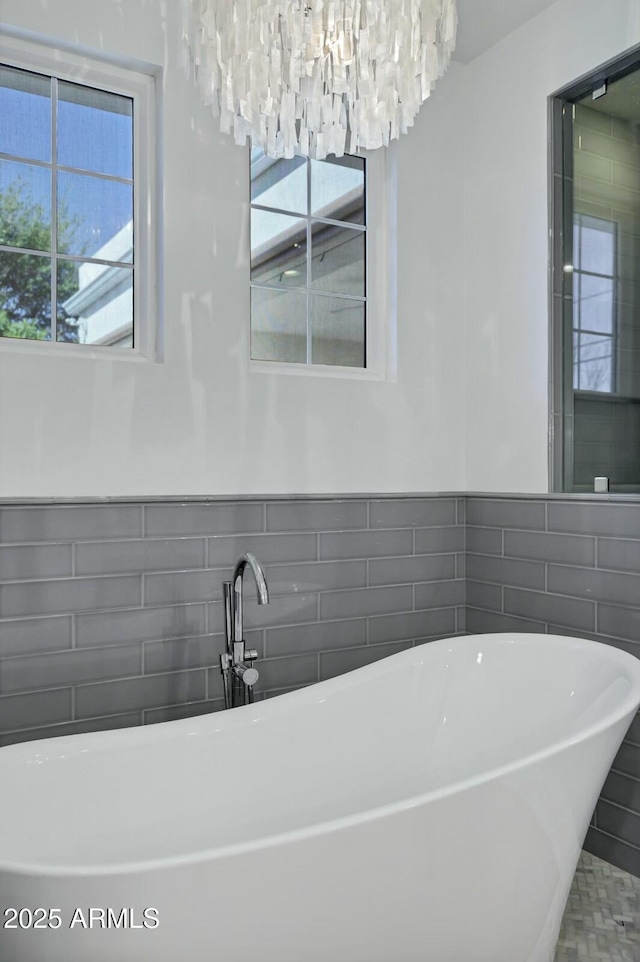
[{"x1": 51, "y1": 76, "x2": 58, "y2": 343}]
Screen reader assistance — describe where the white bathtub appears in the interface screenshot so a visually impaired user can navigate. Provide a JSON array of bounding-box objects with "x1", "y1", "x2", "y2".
[{"x1": 1, "y1": 632, "x2": 639, "y2": 962}]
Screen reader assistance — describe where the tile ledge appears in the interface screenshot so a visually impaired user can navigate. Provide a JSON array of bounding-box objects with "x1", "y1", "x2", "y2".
[
  {"x1": 1, "y1": 491, "x2": 640, "y2": 506},
  {"x1": 0, "y1": 492, "x2": 464, "y2": 506}
]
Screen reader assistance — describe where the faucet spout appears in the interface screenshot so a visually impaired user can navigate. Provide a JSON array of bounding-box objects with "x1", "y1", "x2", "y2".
[
  {"x1": 232, "y1": 552, "x2": 269, "y2": 643},
  {"x1": 234, "y1": 552, "x2": 269, "y2": 606}
]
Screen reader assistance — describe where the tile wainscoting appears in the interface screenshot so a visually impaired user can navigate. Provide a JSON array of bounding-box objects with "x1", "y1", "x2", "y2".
[
  {"x1": 1, "y1": 493, "x2": 639, "y2": 875},
  {"x1": 0, "y1": 496, "x2": 465, "y2": 742},
  {"x1": 466, "y1": 495, "x2": 640, "y2": 878}
]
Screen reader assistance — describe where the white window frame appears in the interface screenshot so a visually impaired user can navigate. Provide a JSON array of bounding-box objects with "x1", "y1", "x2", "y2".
[
  {"x1": 0, "y1": 30, "x2": 160, "y2": 362},
  {"x1": 249, "y1": 145, "x2": 397, "y2": 382}
]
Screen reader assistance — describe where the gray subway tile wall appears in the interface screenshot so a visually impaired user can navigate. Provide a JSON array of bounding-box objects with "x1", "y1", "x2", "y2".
[
  {"x1": 547, "y1": 500, "x2": 640, "y2": 538},
  {"x1": 319, "y1": 584, "x2": 414, "y2": 620},
  {"x1": 548, "y1": 565, "x2": 640, "y2": 608},
  {"x1": 318, "y1": 640, "x2": 414, "y2": 680},
  {"x1": 0, "y1": 505, "x2": 143, "y2": 543},
  {"x1": 0, "y1": 543, "x2": 73, "y2": 581},
  {"x1": 225, "y1": 592, "x2": 320, "y2": 631},
  {"x1": 368, "y1": 608, "x2": 456, "y2": 645},
  {"x1": 264, "y1": 619, "x2": 368, "y2": 657},
  {"x1": 414, "y1": 579, "x2": 465, "y2": 609},
  {"x1": 504, "y1": 530, "x2": 596, "y2": 567},
  {"x1": 0, "y1": 711, "x2": 143, "y2": 747},
  {"x1": 1, "y1": 615, "x2": 72, "y2": 657},
  {"x1": 370, "y1": 498, "x2": 457, "y2": 528},
  {"x1": 2, "y1": 688, "x2": 72, "y2": 731},
  {"x1": 0, "y1": 497, "x2": 464, "y2": 749},
  {"x1": 465, "y1": 495, "x2": 640, "y2": 877},
  {"x1": 0, "y1": 574, "x2": 142, "y2": 618},
  {"x1": 207, "y1": 533, "x2": 317, "y2": 565},
  {"x1": 257, "y1": 560, "x2": 368, "y2": 595},
  {"x1": 145, "y1": 502, "x2": 264, "y2": 536},
  {"x1": 318, "y1": 528, "x2": 413, "y2": 559},
  {"x1": 75, "y1": 604, "x2": 208, "y2": 648},
  {"x1": 466, "y1": 498, "x2": 546, "y2": 530},
  {"x1": 75, "y1": 538, "x2": 207, "y2": 575},
  {"x1": 0, "y1": 645, "x2": 142, "y2": 694},
  {"x1": 266, "y1": 500, "x2": 368, "y2": 531},
  {"x1": 467, "y1": 553, "x2": 546, "y2": 591},
  {"x1": 1, "y1": 494, "x2": 640, "y2": 876},
  {"x1": 503, "y1": 588, "x2": 595, "y2": 632}
]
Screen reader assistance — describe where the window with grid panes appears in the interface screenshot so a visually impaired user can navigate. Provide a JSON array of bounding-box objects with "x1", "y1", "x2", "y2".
[
  {"x1": 0, "y1": 39, "x2": 156, "y2": 356},
  {"x1": 250, "y1": 149, "x2": 368, "y2": 369}
]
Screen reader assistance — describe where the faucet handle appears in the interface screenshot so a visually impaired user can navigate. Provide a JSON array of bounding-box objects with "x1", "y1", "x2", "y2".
[
  {"x1": 245, "y1": 649, "x2": 258, "y2": 662},
  {"x1": 234, "y1": 663, "x2": 259, "y2": 687}
]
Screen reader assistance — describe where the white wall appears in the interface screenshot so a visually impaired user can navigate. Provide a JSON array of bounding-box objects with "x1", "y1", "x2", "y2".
[
  {"x1": 0, "y1": 0, "x2": 467, "y2": 498},
  {"x1": 2, "y1": 0, "x2": 639, "y2": 498},
  {"x1": 461, "y1": 0, "x2": 640, "y2": 492}
]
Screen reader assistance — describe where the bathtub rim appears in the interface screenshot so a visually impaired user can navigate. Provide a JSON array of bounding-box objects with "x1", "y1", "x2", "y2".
[{"x1": 1, "y1": 632, "x2": 639, "y2": 879}]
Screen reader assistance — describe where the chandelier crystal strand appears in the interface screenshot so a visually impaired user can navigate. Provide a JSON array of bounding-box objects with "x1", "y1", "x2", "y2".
[{"x1": 182, "y1": 0, "x2": 457, "y2": 159}]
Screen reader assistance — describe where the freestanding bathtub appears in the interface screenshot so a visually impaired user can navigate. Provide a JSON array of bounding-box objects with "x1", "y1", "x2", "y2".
[{"x1": 1, "y1": 632, "x2": 639, "y2": 962}]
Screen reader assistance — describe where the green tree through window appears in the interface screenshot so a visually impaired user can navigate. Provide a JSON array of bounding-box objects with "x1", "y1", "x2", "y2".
[
  {"x1": 0, "y1": 181, "x2": 81, "y2": 341},
  {"x1": 0, "y1": 61, "x2": 136, "y2": 349}
]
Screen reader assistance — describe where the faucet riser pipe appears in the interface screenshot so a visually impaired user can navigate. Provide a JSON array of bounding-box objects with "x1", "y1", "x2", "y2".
[
  {"x1": 223, "y1": 582, "x2": 233, "y2": 653},
  {"x1": 233, "y1": 575, "x2": 243, "y2": 644}
]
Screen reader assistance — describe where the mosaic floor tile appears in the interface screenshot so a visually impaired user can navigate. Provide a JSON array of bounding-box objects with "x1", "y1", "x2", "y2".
[{"x1": 554, "y1": 852, "x2": 640, "y2": 962}]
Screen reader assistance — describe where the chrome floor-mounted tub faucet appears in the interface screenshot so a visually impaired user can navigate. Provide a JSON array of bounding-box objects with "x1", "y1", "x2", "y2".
[{"x1": 221, "y1": 552, "x2": 269, "y2": 709}]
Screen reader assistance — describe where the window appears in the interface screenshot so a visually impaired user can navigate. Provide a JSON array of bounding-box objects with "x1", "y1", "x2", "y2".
[
  {"x1": 0, "y1": 34, "x2": 157, "y2": 357},
  {"x1": 550, "y1": 49, "x2": 640, "y2": 491},
  {"x1": 572, "y1": 213, "x2": 616, "y2": 393},
  {"x1": 249, "y1": 147, "x2": 393, "y2": 377}
]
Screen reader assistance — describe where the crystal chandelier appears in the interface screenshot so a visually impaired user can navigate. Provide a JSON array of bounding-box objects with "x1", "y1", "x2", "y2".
[{"x1": 182, "y1": 0, "x2": 457, "y2": 159}]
